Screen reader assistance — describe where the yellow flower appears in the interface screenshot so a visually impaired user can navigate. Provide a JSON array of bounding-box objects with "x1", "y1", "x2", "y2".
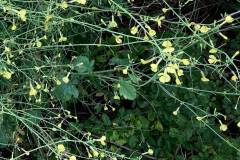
[
  {"x1": 147, "y1": 148, "x2": 154, "y2": 155},
  {"x1": 155, "y1": 16, "x2": 165, "y2": 27},
  {"x1": 59, "y1": 1, "x2": 68, "y2": 10},
  {"x1": 165, "y1": 63, "x2": 178, "y2": 74},
  {"x1": 231, "y1": 74, "x2": 238, "y2": 82},
  {"x1": 225, "y1": 15, "x2": 234, "y2": 24},
  {"x1": 162, "y1": 41, "x2": 174, "y2": 53},
  {"x1": 1, "y1": 71, "x2": 13, "y2": 79},
  {"x1": 165, "y1": 66, "x2": 176, "y2": 74},
  {"x1": 199, "y1": 26, "x2": 210, "y2": 33},
  {"x1": 43, "y1": 86, "x2": 49, "y2": 93},
  {"x1": 114, "y1": 35, "x2": 123, "y2": 44},
  {"x1": 196, "y1": 116, "x2": 204, "y2": 121},
  {"x1": 163, "y1": 47, "x2": 175, "y2": 53},
  {"x1": 158, "y1": 73, "x2": 171, "y2": 83},
  {"x1": 140, "y1": 58, "x2": 154, "y2": 65},
  {"x1": 194, "y1": 24, "x2": 201, "y2": 31},
  {"x1": 209, "y1": 48, "x2": 218, "y2": 54},
  {"x1": 92, "y1": 149, "x2": 99, "y2": 157},
  {"x1": 57, "y1": 144, "x2": 65, "y2": 153},
  {"x1": 201, "y1": 76, "x2": 209, "y2": 82},
  {"x1": 237, "y1": 121, "x2": 240, "y2": 128},
  {"x1": 150, "y1": 63, "x2": 158, "y2": 72},
  {"x1": 162, "y1": 40, "x2": 172, "y2": 48},
  {"x1": 122, "y1": 67, "x2": 128, "y2": 75},
  {"x1": 17, "y1": 9, "x2": 27, "y2": 21},
  {"x1": 69, "y1": 156, "x2": 76, "y2": 160},
  {"x1": 200, "y1": 71, "x2": 209, "y2": 82},
  {"x1": 36, "y1": 40, "x2": 42, "y2": 48},
  {"x1": 172, "y1": 107, "x2": 180, "y2": 116},
  {"x1": 175, "y1": 76, "x2": 182, "y2": 85},
  {"x1": 11, "y1": 23, "x2": 17, "y2": 31},
  {"x1": 29, "y1": 85, "x2": 37, "y2": 96},
  {"x1": 36, "y1": 83, "x2": 41, "y2": 90},
  {"x1": 62, "y1": 74, "x2": 70, "y2": 84},
  {"x1": 181, "y1": 59, "x2": 190, "y2": 66},
  {"x1": 148, "y1": 29, "x2": 156, "y2": 37},
  {"x1": 208, "y1": 55, "x2": 219, "y2": 64},
  {"x1": 130, "y1": 26, "x2": 138, "y2": 35},
  {"x1": 162, "y1": 8, "x2": 169, "y2": 13},
  {"x1": 108, "y1": 16, "x2": 118, "y2": 28},
  {"x1": 219, "y1": 123, "x2": 228, "y2": 132},
  {"x1": 177, "y1": 69, "x2": 184, "y2": 76},
  {"x1": 140, "y1": 59, "x2": 148, "y2": 65},
  {"x1": 55, "y1": 79, "x2": 62, "y2": 85},
  {"x1": 75, "y1": 0, "x2": 87, "y2": 5},
  {"x1": 233, "y1": 51, "x2": 240, "y2": 58},
  {"x1": 4, "y1": 47, "x2": 11, "y2": 53},
  {"x1": 219, "y1": 32, "x2": 228, "y2": 40},
  {"x1": 99, "y1": 136, "x2": 106, "y2": 146},
  {"x1": 59, "y1": 34, "x2": 67, "y2": 42},
  {"x1": 143, "y1": 34, "x2": 149, "y2": 40},
  {"x1": 114, "y1": 95, "x2": 120, "y2": 100}
]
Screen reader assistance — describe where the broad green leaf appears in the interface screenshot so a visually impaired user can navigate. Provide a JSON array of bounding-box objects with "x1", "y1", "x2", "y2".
[
  {"x1": 102, "y1": 113, "x2": 111, "y2": 126},
  {"x1": 53, "y1": 83, "x2": 79, "y2": 102},
  {"x1": 73, "y1": 56, "x2": 94, "y2": 73},
  {"x1": 119, "y1": 80, "x2": 137, "y2": 100}
]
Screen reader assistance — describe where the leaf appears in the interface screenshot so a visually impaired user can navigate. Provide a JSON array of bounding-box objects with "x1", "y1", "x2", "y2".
[
  {"x1": 128, "y1": 135, "x2": 138, "y2": 147},
  {"x1": 102, "y1": 113, "x2": 111, "y2": 126},
  {"x1": 53, "y1": 83, "x2": 79, "y2": 102},
  {"x1": 119, "y1": 80, "x2": 137, "y2": 100},
  {"x1": 25, "y1": 109, "x2": 42, "y2": 124},
  {"x1": 110, "y1": 57, "x2": 129, "y2": 65},
  {"x1": 73, "y1": 56, "x2": 94, "y2": 73}
]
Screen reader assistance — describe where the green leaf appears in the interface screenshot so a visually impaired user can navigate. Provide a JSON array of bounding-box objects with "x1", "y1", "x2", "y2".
[
  {"x1": 102, "y1": 113, "x2": 111, "y2": 126},
  {"x1": 119, "y1": 80, "x2": 137, "y2": 100},
  {"x1": 53, "y1": 83, "x2": 79, "y2": 102},
  {"x1": 73, "y1": 56, "x2": 94, "y2": 73}
]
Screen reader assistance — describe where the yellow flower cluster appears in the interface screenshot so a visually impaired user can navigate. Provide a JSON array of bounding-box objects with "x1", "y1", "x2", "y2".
[
  {"x1": 158, "y1": 63, "x2": 183, "y2": 85},
  {"x1": 189, "y1": 22, "x2": 210, "y2": 33}
]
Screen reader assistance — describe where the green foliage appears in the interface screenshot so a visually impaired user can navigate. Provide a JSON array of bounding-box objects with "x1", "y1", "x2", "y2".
[{"x1": 119, "y1": 80, "x2": 137, "y2": 100}]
